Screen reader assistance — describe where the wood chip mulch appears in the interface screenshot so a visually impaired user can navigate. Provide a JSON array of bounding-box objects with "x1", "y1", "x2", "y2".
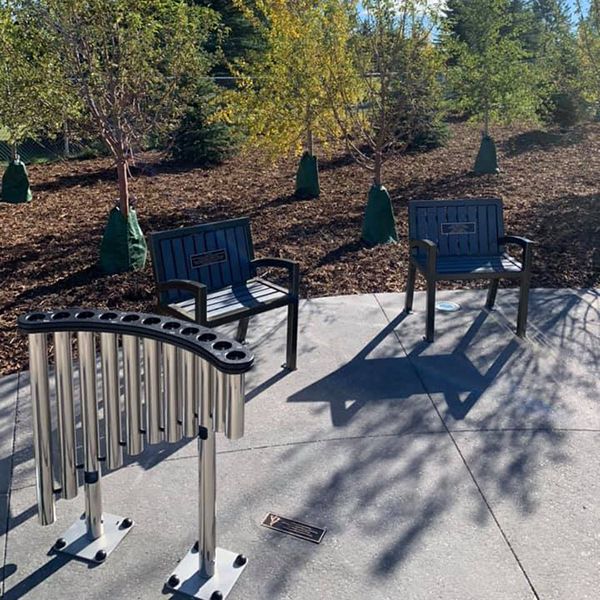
[{"x1": 0, "y1": 122, "x2": 598, "y2": 376}]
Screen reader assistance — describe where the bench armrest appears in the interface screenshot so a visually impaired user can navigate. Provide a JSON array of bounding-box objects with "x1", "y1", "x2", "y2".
[
  {"x1": 252, "y1": 257, "x2": 300, "y2": 296},
  {"x1": 409, "y1": 239, "x2": 437, "y2": 274},
  {"x1": 499, "y1": 236, "x2": 535, "y2": 272},
  {"x1": 157, "y1": 279, "x2": 207, "y2": 324}
]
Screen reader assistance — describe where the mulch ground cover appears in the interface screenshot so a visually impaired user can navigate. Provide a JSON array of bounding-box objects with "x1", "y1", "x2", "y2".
[{"x1": 1, "y1": 122, "x2": 598, "y2": 376}]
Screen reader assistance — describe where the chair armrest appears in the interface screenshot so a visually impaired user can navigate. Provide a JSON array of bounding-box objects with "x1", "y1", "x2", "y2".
[
  {"x1": 156, "y1": 279, "x2": 207, "y2": 324},
  {"x1": 499, "y1": 236, "x2": 535, "y2": 272},
  {"x1": 409, "y1": 239, "x2": 437, "y2": 274},
  {"x1": 251, "y1": 257, "x2": 300, "y2": 296}
]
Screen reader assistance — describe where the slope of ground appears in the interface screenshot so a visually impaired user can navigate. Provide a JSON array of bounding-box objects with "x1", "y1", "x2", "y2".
[{"x1": 0, "y1": 122, "x2": 598, "y2": 375}]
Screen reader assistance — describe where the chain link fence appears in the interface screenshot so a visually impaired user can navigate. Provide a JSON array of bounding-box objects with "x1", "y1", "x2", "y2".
[{"x1": 0, "y1": 136, "x2": 91, "y2": 164}]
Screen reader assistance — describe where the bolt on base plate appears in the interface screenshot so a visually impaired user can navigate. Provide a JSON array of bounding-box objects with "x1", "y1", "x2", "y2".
[
  {"x1": 166, "y1": 547, "x2": 247, "y2": 600},
  {"x1": 53, "y1": 513, "x2": 134, "y2": 563}
]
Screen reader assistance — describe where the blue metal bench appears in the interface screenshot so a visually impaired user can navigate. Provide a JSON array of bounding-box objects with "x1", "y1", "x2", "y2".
[
  {"x1": 405, "y1": 198, "x2": 535, "y2": 341},
  {"x1": 149, "y1": 217, "x2": 299, "y2": 370}
]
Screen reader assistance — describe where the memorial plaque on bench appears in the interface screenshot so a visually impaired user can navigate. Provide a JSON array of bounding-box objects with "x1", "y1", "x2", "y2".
[{"x1": 190, "y1": 249, "x2": 228, "y2": 269}]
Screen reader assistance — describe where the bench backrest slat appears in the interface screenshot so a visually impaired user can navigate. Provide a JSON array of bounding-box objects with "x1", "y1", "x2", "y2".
[
  {"x1": 409, "y1": 198, "x2": 505, "y2": 257},
  {"x1": 150, "y1": 218, "x2": 255, "y2": 303}
]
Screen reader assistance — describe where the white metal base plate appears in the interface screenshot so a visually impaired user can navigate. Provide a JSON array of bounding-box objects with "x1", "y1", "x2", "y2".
[
  {"x1": 166, "y1": 547, "x2": 247, "y2": 599},
  {"x1": 54, "y1": 513, "x2": 134, "y2": 563}
]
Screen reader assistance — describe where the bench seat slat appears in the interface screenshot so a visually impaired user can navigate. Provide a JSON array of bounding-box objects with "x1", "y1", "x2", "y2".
[
  {"x1": 415, "y1": 254, "x2": 522, "y2": 274},
  {"x1": 170, "y1": 280, "x2": 289, "y2": 322}
]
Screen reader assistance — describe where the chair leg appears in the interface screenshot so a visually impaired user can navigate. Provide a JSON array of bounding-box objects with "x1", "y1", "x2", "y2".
[
  {"x1": 236, "y1": 317, "x2": 250, "y2": 343},
  {"x1": 426, "y1": 279, "x2": 436, "y2": 342},
  {"x1": 486, "y1": 279, "x2": 500, "y2": 310},
  {"x1": 285, "y1": 300, "x2": 299, "y2": 370},
  {"x1": 516, "y1": 274, "x2": 531, "y2": 338},
  {"x1": 405, "y1": 263, "x2": 416, "y2": 313}
]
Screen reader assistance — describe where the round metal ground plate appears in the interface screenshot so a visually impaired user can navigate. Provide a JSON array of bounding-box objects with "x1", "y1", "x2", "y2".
[{"x1": 435, "y1": 301, "x2": 461, "y2": 313}]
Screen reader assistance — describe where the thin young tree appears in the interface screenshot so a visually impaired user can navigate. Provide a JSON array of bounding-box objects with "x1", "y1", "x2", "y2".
[
  {"x1": 36, "y1": 0, "x2": 218, "y2": 272},
  {"x1": 232, "y1": 0, "x2": 360, "y2": 198},
  {"x1": 443, "y1": 0, "x2": 540, "y2": 173},
  {"x1": 328, "y1": 0, "x2": 445, "y2": 244}
]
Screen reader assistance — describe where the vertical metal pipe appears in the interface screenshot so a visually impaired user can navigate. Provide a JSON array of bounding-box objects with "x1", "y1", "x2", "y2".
[
  {"x1": 100, "y1": 333, "x2": 123, "y2": 469},
  {"x1": 213, "y1": 370, "x2": 227, "y2": 434},
  {"x1": 144, "y1": 339, "x2": 163, "y2": 444},
  {"x1": 54, "y1": 332, "x2": 78, "y2": 500},
  {"x1": 225, "y1": 374, "x2": 245, "y2": 440},
  {"x1": 78, "y1": 332, "x2": 104, "y2": 540},
  {"x1": 198, "y1": 393, "x2": 216, "y2": 578},
  {"x1": 163, "y1": 344, "x2": 182, "y2": 443},
  {"x1": 181, "y1": 349, "x2": 197, "y2": 438},
  {"x1": 28, "y1": 333, "x2": 56, "y2": 526},
  {"x1": 200, "y1": 360, "x2": 213, "y2": 429},
  {"x1": 123, "y1": 335, "x2": 143, "y2": 455}
]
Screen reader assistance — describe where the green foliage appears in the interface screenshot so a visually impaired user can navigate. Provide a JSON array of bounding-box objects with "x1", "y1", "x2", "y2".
[
  {"x1": 443, "y1": 0, "x2": 541, "y2": 131},
  {"x1": 532, "y1": 0, "x2": 591, "y2": 127},
  {"x1": 0, "y1": 3, "x2": 76, "y2": 151},
  {"x1": 574, "y1": 0, "x2": 600, "y2": 114},
  {"x1": 193, "y1": 0, "x2": 266, "y2": 76},
  {"x1": 231, "y1": 0, "x2": 361, "y2": 158},
  {"x1": 170, "y1": 81, "x2": 241, "y2": 164}
]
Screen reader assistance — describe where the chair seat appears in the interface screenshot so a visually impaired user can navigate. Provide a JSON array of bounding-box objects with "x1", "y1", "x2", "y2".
[
  {"x1": 416, "y1": 254, "x2": 522, "y2": 275},
  {"x1": 170, "y1": 279, "x2": 290, "y2": 322}
]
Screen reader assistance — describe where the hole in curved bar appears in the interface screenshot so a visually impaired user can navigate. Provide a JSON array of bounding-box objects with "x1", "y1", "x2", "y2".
[
  {"x1": 163, "y1": 321, "x2": 181, "y2": 330},
  {"x1": 181, "y1": 327, "x2": 200, "y2": 336},
  {"x1": 99, "y1": 312, "x2": 118, "y2": 320},
  {"x1": 51, "y1": 312, "x2": 70, "y2": 320},
  {"x1": 142, "y1": 317, "x2": 161, "y2": 326},
  {"x1": 122, "y1": 314, "x2": 140, "y2": 322},
  {"x1": 27, "y1": 313, "x2": 47, "y2": 322},
  {"x1": 226, "y1": 350, "x2": 246, "y2": 361},
  {"x1": 213, "y1": 341, "x2": 232, "y2": 351},
  {"x1": 76, "y1": 311, "x2": 94, "y2": 319},
  {"x1": 198, "y1": 333, "x2": 217, "y2": 342}
]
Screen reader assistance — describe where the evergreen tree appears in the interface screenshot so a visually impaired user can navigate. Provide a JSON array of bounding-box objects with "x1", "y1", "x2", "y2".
[
  {"x1": 194, "y1": 0, "x2": 265, "y2": 77},
  {"x1": 533, "y1": 0, "x2": 589, "y2": 126}
]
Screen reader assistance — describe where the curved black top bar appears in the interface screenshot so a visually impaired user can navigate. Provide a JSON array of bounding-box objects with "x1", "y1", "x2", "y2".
[{"x1": 18, "y1": 308, "x2": 254, "y2": 375}]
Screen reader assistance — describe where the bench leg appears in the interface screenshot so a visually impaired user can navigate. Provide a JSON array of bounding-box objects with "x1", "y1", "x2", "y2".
[
  {"x1": 516, "y1": 274, "x2": 531, "y2": 338},
  {"x1": 486, "y1": 279, "x2": 500, "y2": 310},
  {"x1": 285, "y1": 300, "x2": 299, "y2": 371},
  {"x1": 426, "y1": 279, "x2": 436, "y2": 342},
  {"x1": 236, "y1": 317, "x2": 250, "y2": 343},
  {"x1": 405, "y1": 262, "x2": 416, "y2": 313}
]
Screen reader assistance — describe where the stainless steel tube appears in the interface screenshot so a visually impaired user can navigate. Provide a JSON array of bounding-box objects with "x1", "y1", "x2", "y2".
[
  {"x1": 199, "y1": 360, "x2": 213, "y2": 429},
  {"x1": 198, "y1": 417, "x2": 216, "y2": 578},
  {"x1": 213, "y1": 370, "x2": 227, "y2": 434},
  {"x1": 163, "y1": 344, "x2": 182, "y2": 443},
  {"x1": 123, "y1": 335, "x2": 143, "y2": 455},
  {"x1": 54, "y1": 332, "x2": 78, "y2": 500},
  {"x1": 28, "y1": 333, "x2": 56, "y2": 526},
  {"x1": 225, "y1": 374, "x2": 245, "y2": 440},
  {"x1": 78, "y1": 332, "x2": 104, "y2": 540},
  {"x1": 100, "y1": 333, "x2": 123, "y2": 469},
  {"x1": 180, "y1": 349, "x2": 197, "y2": 438},
  {"x1": 144, "y1": 339, "x2": 163, "y2": 444}
]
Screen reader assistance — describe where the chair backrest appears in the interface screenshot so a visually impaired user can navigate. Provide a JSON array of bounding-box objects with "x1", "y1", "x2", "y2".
[
  {"x1": 408, "y1": 198, "x2": 505, "y2": 258},
  {"x1": 149, "y1": 218, "x2": 255, "y2": 303}
]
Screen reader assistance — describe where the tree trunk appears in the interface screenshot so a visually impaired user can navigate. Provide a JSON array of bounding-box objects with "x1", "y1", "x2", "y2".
[
  {"x1": 11, "y1": 142, "x2": 18, "y2": 162},
  {"x1": 116, "y1": 156, "x2": 130, "y2": 219},
  {"x1": 306, "y1": 127, "x2": 314, "y2": 157},
  {"x1": 63, "y1": 121, "x2": 70, "y2": 157},
  {"x1": 374, "y1": 149, "x2": 383, "y2": 187},
  {"x1": 484, "y1": 105, "x2": 490, "y2": 138}
]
